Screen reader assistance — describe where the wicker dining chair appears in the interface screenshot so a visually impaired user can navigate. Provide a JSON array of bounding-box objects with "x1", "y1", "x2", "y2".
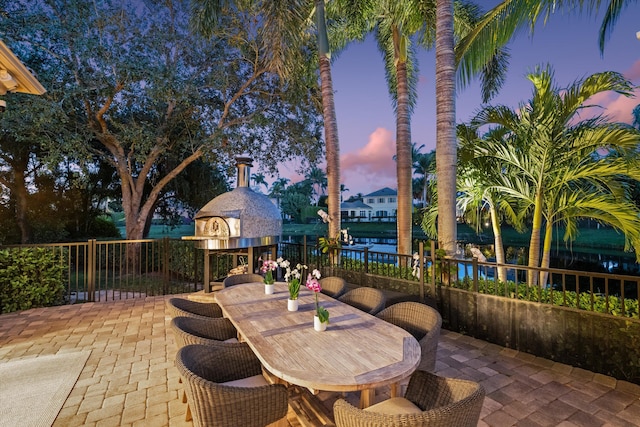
[
  {"x1": 338, "y1": 287, "x2": 386, "y2": 315},
  {"x1": 319, "y1": 276, "x2": 347, "y2": 298},
  {"x1": 170, "y1": 316, "x2": 240, "y2": 413},
  {"x1": 175, "y1": 344, "x2": 289, "y2": 427},
  {"x1": 333, "y1": 370, "x2": 485, "y2": 427},
  {"x1": 222, "y1": 273, "x2": 264, "y2": 287},
  {"x1": 170, "y1": 316, "x2": 238, "y2": 349},
  {"x1": 166, "y1": 297, "x2": 223, "y2": 320},
  {"x1": 375, "y1": 302, "x2": 442, "y2": 372}
]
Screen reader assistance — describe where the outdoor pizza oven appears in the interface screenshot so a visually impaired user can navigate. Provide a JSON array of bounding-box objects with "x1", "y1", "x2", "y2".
[
  {"x1": 185, "y1": 156, "x2": 282, "y2": 250},
  {"x1": 183, "y1": 156, "x2": 281, "y2": 292}
]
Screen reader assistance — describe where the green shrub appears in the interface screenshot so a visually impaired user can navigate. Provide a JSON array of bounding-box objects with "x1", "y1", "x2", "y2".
[
  {"x1": 0, "y1": 248, "x2": 66, "y2": 313},
  {"x1": 450, "y1": 277, "x2": 640, "y2": 318}
]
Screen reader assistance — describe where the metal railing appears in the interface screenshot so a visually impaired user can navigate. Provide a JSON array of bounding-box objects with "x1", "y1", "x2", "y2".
[
  {"x1": 2, "y1": 237, "x2": 638, "y2": 318},
  {"x1": 1, "y1": 238, "x2": 230, "y2": 303}
]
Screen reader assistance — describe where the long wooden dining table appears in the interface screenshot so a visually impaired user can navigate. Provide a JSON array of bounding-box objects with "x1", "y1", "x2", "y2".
[{"x1": 214, "y1": 281, "x2": 421, "y2": 408}]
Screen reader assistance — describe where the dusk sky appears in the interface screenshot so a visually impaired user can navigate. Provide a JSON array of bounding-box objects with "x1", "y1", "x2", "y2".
[{"x1": 262, "y1": 1, "x2": 640, "y2": 199}]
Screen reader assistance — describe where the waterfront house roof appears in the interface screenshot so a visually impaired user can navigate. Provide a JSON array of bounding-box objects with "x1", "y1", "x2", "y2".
[
  {"x1": 340, "y1": 200, "x2": 372, "y2": 209},
  {"x1": 364, "y1": 187, "x2": 397, "y2": 197}
]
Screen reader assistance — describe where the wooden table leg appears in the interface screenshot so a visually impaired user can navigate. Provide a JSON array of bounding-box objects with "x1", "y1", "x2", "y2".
[
  {"x1": 360, "y1": 389, "x2": 375, "y2": 409},
  {"x1": 390, "y1": 382, "x2": 399, "y2": 398}
]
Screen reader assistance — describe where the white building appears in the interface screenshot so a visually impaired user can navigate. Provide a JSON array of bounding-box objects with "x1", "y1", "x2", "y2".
[
  {"x1": 340, "y1": 200, "x2": 372, "y2": 222},
  {"x1": 362, "y1": 187, "x2": 397, "y2": 222}
]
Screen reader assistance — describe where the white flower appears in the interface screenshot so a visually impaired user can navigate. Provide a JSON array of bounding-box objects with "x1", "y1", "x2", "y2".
[
  {"x1": 317, "y1": 210, "x2": 330, "y2": 223},
  {"x1": 311, "y1": 269, "x2": 321, "y2": 279}
]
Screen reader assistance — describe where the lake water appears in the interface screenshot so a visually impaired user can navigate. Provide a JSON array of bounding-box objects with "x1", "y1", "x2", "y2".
[{"x1": 283, "y1": 234, "x2": 640, "y2": 276}]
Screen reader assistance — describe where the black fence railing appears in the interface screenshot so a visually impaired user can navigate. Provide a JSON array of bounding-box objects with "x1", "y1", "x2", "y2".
[{"x1": 1, "y1": 237, "x2": 638, "y2": 319}]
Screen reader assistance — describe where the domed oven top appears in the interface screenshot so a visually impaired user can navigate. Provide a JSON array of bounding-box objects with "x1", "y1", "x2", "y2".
[{"x1": 183, "y1": 157, "x2": 282, "y2": 250}]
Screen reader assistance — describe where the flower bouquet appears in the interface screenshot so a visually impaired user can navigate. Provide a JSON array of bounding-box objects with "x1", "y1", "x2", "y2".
[
  {"x1": 306, "y1": 270, "x2": 328, "y2": 330},
  {"x1": 260, "y1": 259, "x2": 278, "y2": 294},
  {"x1": 277, "y1": 258, "x2": 306, "y2": 311}
]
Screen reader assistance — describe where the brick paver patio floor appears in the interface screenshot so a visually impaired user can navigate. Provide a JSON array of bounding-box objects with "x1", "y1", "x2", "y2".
[{"x1": 1, "y1": 294, "x2": 639, "y2": 427}]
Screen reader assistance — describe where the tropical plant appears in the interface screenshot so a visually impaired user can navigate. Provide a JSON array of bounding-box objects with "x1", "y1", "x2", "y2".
[
  {"x1": 470, "y1": 66, "x2": 640, "y2": 286},
  {"x1": 413, "y1": 148, "x2": 436, "y2": 207},
  {"x1": 269, "y1": 177, "x2": 290, "y2": 212},
  {"x1": 456, "y1": 0, "x2": 638, "y2": 86},
  {"x1": 306, "y1": 166, "x2": 328, "y2": 206},
  {"x1": 454, "y1": 124, "x2": 523, "y2": 282},
  {"x1": 252, "y1": 173, "x2": 268, "y2": 192}
]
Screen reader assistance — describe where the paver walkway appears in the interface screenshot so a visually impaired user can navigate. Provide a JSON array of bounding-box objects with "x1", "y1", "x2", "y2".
[{"x1": 0, "y1": 294, "x2": 639, "y2": 427}]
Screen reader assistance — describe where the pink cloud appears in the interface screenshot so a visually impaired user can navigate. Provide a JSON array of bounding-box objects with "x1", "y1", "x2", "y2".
[
  {"x1": 623, "y1": 60, "x2": 640, "y2": 81},
  {"x1": 582, "y1": 87, "x2": 640, "y2": 124},
  {"x1": 340, "y1": 128, "x2": 397, "y2": 195}
]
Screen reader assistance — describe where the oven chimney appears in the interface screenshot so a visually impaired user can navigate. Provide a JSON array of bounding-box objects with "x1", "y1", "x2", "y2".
[{"x1": 236, "y1": 156, "x2": 253, "y2": 188}]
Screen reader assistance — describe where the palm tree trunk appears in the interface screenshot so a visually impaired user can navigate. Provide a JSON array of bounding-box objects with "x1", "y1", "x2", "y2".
[
  {"x1": 435, "y1": 0, "x2": 457, "y2": 256},
  {"x1": 316, "y1": 0, "x2": 341, "y2": 243},
  {"x1": 489, "y1": 204, "x2": 507, "y2": 283},
  {"x1": 527, "y1": 193, "x2": 544, "y2": 286},
  {"x1": 394, "y1": 30, "x2": 413, "y2": 256},
  {"x1": 539, "y1": 221, "x2": 553, "y2": 287}
]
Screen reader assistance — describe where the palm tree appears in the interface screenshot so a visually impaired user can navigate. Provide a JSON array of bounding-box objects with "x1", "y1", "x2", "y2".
[
  {"x1": 435, "y1": 0, "x2": 458, "y2": 257},
  {"x1": 455, "y1": 124, "x2": 523, "y2": 283},
  {"x1": 251, "y1": 173, "x2": 268, "y2": 193},
  {"x1": 269, "y1": 177, "x2": 290, "y2": 213},
  {"x1": 337, "y1": 0, "x2": 506, "y2": 256},
  {"x1": 340, "y1": 183, "x2": 349, "y2": 202},
  {"x1": 313, "y1": 0, "x2": 342, "y2": 241},
  {"x1": 456, "y1": 0, "x2": 637, "y2": 96},
  {"x1": 413, "y1": 149, "x2": 436, "y2": 207},
  {"x1": 306, "y1": 166, "x2": 327, "y2": 206},
  {"x1": 471, "y1": 66, "x2": 640, "y2": 285}
]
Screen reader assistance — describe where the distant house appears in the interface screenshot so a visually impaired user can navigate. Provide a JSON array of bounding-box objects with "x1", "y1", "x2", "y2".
[
  {"x1": 363, "y1": 188, "x2": 397, "y2": 222},
  {"x1": 340, "y1": 200, "x2": 372, "y2": 222}
]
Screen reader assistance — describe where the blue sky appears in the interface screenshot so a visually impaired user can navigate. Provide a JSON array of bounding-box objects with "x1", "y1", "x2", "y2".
[{"x1": 266, "y1": 1, "x2": 640, "y2": 199}]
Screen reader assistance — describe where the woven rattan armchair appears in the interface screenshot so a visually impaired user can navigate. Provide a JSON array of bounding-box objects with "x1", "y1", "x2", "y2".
[
  {"x1": 222, "y1": 273, "x2": 264, "y2": 287},
  {"x1": 166, "y1": 297, "x2": 223, "y2": 320},
  {"x1": 170, "y1": 316, "x2": 238, "y2": 349},
  {"x1": 338, "y1": 287, "x2": 386, "y2": 315},
  {"x1": 319, "y1": 276, "x2": 347, "y2": 298},
  {"x1": 175, "y1": 344, "x2": 289, "y2": 427},
  {"x1": 333, "y1": 370, "x2": 485, "y2": 427},
  {"x1": 376, "y1": 302, "x2": 442, "y2": 372}
]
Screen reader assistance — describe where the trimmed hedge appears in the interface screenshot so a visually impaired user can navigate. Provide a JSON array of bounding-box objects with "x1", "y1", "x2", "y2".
[{"x1": 0, "y1": 248, "x2": 66, "y2": 313}]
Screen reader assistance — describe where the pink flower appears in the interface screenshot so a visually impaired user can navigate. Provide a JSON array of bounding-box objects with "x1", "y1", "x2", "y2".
[
  {"x1": 306, "y1": 274, "x2": 321, "y2": 293},
  {"x1": 260, "y1": 260, "x2": 278, "y2": 273}
]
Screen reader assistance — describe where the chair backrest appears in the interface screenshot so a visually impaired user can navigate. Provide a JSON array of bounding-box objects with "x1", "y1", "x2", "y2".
[
  {"x1": 170, "y1": 316, "x2": 237, "y2": 348},
  {"x1": 319, "y1": 276, "x2": 347, "y2": 298},
  {"x1": 166, "y1": 297, "x2": 223, "y2": 319},
  {"x1": 175, "y1": 344, "x2": 288, "y2": 427},
  {"x1": 333, "y1": 370, "x2": 485, "y2": 427},
  {"x1": 375, "y1": 302, "x2": 442, "y2": 372},
  {"x1": 338, "y1": 287, "x2": 386, "y2": 315},
  {"x1": 222, "y1": 273, "x2": 264, "y2": 287},
  {"x1": 405, "y1": 370, "x2": 485, "y2": 427}
]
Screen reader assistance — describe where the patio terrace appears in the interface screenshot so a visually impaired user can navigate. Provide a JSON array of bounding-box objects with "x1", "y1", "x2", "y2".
[{"x1": 1, "y1": 294, "x2": 639, "y2": 427}]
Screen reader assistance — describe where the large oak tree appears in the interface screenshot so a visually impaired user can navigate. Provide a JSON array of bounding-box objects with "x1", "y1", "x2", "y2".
[{"x1": 1, "y1": 0, "x2": 323, "y2": 240}]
